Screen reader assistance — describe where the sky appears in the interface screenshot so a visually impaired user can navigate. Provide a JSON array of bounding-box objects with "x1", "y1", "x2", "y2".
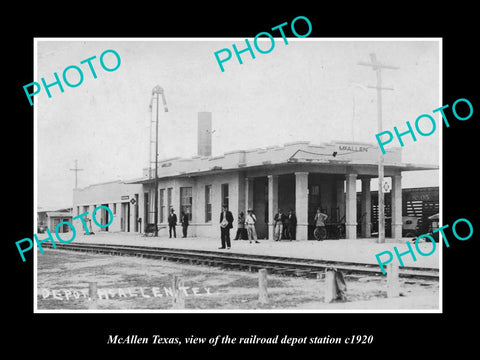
[{"x1": 35, "y1": 38, "x2": 440, "y2": 209}]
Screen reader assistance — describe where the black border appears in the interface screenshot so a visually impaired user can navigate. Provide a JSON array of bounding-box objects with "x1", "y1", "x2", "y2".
[{"x1": 6, "y1": 5, "x2": 479, "y2": 355}]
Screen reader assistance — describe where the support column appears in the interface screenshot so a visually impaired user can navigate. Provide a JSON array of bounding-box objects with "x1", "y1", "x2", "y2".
[
  {"x1": 267, "y1": 175, "x2": 278, "y2": 240},
  {"x1": 345, "y1": 173, "x2": 357, "y2": 240},
  {"x1": 245, "y1": 177, "x2": 254, "y2": 213},
  {"x1": 391, "y1": 174, "x2": 403, "y2": 240},
  {"x1": 295, "y1": 172, "x2": 309, "y2": 240},
  {"x1": 361, "y1": 177, "x2": 372, "y2": 238}
]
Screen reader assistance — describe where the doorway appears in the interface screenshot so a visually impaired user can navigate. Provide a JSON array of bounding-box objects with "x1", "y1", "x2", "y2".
[
  {"x1": 253, "y1": 177, "x2": 268, "y2": 239},
  {"x1": 101, "y1": 204, "x2": 109, "y2": 231}
]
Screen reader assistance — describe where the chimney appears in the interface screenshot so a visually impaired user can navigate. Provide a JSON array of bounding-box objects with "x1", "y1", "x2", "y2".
[{"x1": 197, "y1": 111, "x2": 212, "y2": 157}]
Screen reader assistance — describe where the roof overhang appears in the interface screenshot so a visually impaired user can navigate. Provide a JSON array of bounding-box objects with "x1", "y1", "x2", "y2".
[{"x1": 128, "y1": 160, "x2": 439, "y2": 185}]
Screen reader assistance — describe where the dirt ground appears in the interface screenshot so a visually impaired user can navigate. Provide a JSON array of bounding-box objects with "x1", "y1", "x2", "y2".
[{"x1": 36, "y1": 249, "x2": 439, "y2": 311}]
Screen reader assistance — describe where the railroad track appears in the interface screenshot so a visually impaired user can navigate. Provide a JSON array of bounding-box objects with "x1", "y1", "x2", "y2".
[{"x1": 41, "y1": 242, "x2": 439, "y2": 281}]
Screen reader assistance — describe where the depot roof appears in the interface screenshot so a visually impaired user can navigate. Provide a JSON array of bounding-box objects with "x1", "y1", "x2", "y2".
[{"x1": 127, "y1": 141, "x2": 438, "y2": 184}]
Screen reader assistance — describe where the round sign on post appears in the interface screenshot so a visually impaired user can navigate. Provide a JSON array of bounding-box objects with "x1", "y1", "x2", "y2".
[{"x1": 382, "y1": 180, "x2": 391, "y2": 193}]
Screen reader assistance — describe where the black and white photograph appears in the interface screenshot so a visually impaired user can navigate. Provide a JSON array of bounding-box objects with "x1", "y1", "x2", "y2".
[{"x1": 33, "y1": 38, "x2": 440, "y2": 312}]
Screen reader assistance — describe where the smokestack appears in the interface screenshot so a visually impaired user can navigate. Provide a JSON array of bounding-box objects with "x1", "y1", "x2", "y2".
[{"x1": 197, "y1": 111, "x2": 212, "y2": 157}]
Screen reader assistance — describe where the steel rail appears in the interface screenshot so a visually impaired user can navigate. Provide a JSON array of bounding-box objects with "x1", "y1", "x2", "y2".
[{"x1": 40, "y1": 242, "x2": 439, "y2": 280}]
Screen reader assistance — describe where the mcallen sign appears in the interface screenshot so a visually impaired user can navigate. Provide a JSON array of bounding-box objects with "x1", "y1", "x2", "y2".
[{"x1": 336, "y1": 144, "x2": 370, "y2": 153}]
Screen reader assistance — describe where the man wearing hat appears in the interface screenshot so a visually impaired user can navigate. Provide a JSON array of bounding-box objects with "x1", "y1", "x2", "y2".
[
  {"x1": 245, "y1": 209, "x2": 260, "y2": 244},
  {"x1": 168, "y1": 208, "x2": 177, "y2": 238},
  {"x1": 219, "y1": 204, "x2": 234, "y2": 249},
  {"x1": 273, "y1": 208, "x2": 287, "y2": 241},
  {"x1": 234, "y1": 211, "x2": 247, "y2": 240},
  {"x1": 285, "y1": 209, "x2": 297, "y2": 240}
]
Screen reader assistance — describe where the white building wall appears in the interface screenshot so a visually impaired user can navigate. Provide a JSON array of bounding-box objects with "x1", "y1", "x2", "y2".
[
  {"x1": 72, "y1": 181, "x2": 143, "y2": 233},
  {"x1": 169, "y1": 172, "x2": 241, "y2": 239}
]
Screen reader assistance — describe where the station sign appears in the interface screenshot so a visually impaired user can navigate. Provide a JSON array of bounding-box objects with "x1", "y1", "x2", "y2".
[{"x1": 336, "y1": 144, "x2": 370, "y2": 153}]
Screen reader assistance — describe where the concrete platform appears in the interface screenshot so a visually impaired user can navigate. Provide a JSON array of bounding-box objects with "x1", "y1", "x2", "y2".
[{"x1": 65, "y1": 231, "x2": 440, "y2": 269}]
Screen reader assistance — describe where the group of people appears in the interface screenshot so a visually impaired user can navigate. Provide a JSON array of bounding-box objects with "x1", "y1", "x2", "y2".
[
  {"x1": 233, "y1": 209, "x2": 260, "y2": 244},
  {"x1": 165, "y1": 205, "x2": 329, "y2": 249},
  {"x1": 220, "y1": 204, "x2": 263, "y2": 249},
  {"x1": 166, "y1": 208, "x2": 189, "y2": 238},
  {"x1": 231, "y1": 207, "x2": 298, "y2": 244},
  {"x1": 272, "y1": 208, "x2": 297, "y2": 241}
]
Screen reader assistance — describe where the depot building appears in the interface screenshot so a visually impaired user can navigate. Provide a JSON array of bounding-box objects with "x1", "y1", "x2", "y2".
[{"x1": 72, "y1": 112, "x2": 437, "y2": 240}]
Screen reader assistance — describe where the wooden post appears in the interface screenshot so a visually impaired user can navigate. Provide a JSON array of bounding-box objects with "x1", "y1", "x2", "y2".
[
  {"x1": 387, "y1": 263, "x2": 400, "y2": 297},
  {"x1": 258, "y1": 269, "x2": 268, "y2": 304},
  {"x1": 324, "y1": 269, "x2": 337, "y2": 303},
  {"x1": 88, "y1": 282, "x2": 98, "y2": 310},
  {"x1": 171, "y1": 275, "x2": 185, "y2": 309}
]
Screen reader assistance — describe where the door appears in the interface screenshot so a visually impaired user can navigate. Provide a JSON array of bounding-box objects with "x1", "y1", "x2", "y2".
[
  {"x1": 253, "y1": 177, "x2": 268, "y2": 239},
  {"x1": 144, "y1": 192, "x2": 149, "y2": 228},
  {"x1": 101, "y1": 204, "x2": 109, "y2": 231},
  {"x1": 52, "y1": 218, "x2": 61, "y2": 232},
  {"x1": 121, "y1": 203, "x2": 127, "y2": 232},
  {"x1": 127, "y1": 202, "x2": 131, "y2": 232}
]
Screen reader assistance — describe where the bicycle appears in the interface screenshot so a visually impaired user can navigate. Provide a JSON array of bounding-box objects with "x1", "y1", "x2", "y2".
[{"x1": 313, "y1": 226, "x2": 327, "y2": 241}]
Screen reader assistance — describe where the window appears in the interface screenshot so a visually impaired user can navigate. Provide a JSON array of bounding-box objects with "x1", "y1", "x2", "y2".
[
  {"x1": 113, "y1": 203, "x2": 117, "y2": 215},
  {"x1": 205, "y1": 185, "x2": 212, "y2": 222},
  {"x1": 160, "y1": 189, "x2": 165, "y2": 223},
  {"x1": 167, "y1": 188, "x2": 173, "y2": 214},
  {"x1": 180, "y1": 187, "x2": 193, "y2": 221},
  {"x1": 149, "y1": 190, "x2": 155, "y2": 223},
  {"x1": 221, "y1": 183, "x2": 229, "y2": 208},
  {"x1": 309, "y1": 185, "x2": 321, "y2": 205}
]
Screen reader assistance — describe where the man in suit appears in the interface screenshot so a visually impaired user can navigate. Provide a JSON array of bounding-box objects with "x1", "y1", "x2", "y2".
[
  {"x1": 168, "y1": 208, "x2": 177, "y2": 238},
  {"x1": 219, "y1": 204, "x2": 234, "y2": 249},
  {"x1": 286, "y1": 209, "x2": 297, "y2": 240},
  {"x1": 181, "y1": 211, "x2": 189, "y2": 238},
  {"x1": 273, "y1": 208, "x2": 287, "y2": 241}
]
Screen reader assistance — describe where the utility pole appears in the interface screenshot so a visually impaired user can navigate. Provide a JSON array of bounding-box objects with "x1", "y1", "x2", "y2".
[
  {"x1": 151, "y1": 85, "x2": 168, "y2": 237},
  {"x1": 358, "y1": 53, "x2": 398, "y2": 243},
  {"x1": 69, "y1": 159, "x2": 84, "y2": 189}
]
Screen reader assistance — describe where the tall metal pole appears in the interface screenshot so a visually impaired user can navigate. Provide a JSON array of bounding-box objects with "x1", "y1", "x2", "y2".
[
  {"x1": 148, "y1": 100, "x2": 153, "y2": 180},
  {"x1": 154, "y1": 91, "x2": 159, "y2": 236},
  {"x1": 151, "y1": 85, "x2": 168, "y2": 237},
  {"x1": 358, "y1": 54, "x2": 398, "y2": 244}
]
